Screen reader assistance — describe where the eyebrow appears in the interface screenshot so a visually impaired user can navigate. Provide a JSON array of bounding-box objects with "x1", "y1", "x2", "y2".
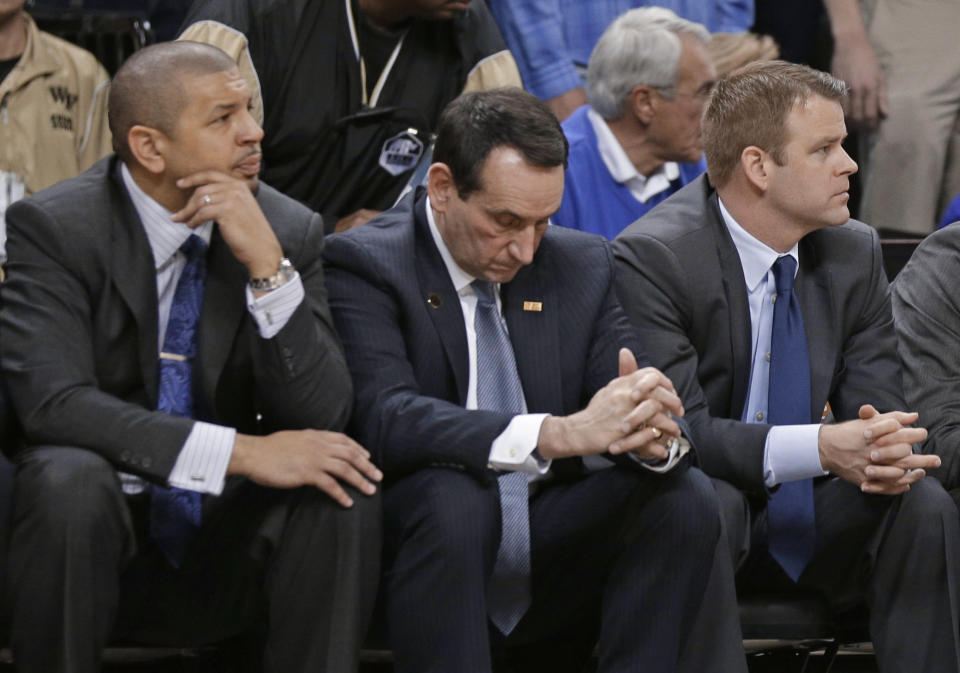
[
  {"x1": 210, "y1": 102, "x2": 239, "y2": 116},
  {"x1": 488, "y1": 207, "x2": 558, "y2": 223}
]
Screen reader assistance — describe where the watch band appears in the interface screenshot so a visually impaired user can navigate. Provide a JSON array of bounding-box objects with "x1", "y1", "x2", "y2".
[{"x1": 249, "y1": 257, "x2": 294, "y2": 291}]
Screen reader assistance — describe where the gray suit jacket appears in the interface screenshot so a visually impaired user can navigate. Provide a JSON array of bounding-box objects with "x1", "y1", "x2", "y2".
[
  {"x1": 892, "y1": 226, "x2": 960, "y2": 498},
  {"x1": 0, "y1": 156, "x2": 352, "y2": 482},
  {"x1": 612, "y1": 176, "x2": 905, "y2": 497}
]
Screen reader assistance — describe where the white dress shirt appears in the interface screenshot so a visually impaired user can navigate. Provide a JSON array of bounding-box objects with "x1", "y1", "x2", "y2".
[
  {"x1": 587, "y1": 107, "x2": 680, "y2": 204},
  {"x1": 425, "y1": 197, "x2": 682, "y2": 476},
  {"x1": 717, "y1": 198, "x2": 828, "y2": 487},
  {"x1": 119, "y1": 163, "x2": 304, "y2": 495}
]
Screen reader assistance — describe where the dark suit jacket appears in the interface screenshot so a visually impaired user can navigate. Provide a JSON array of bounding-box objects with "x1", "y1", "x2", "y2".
[
  {"x1": 612, "y1": 176, "x2": 905, "y2": 497},
  {"x1": 0, "y1": 156, "x2": 352, "y2": 483},
  {"x1": 892, "y1": 225, "x2": 960, "y2": 498},
  {"x1": 323, "y1": 189, "x2": 647, "y2": 482}
]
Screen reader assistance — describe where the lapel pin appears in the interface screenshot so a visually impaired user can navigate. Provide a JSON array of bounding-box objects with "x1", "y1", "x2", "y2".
[
  {"x1": 427, "y1": 292, "x2": 443, "y2": 309},
  {"x1": 523, "y1": 301, "x2": 543, "y2": 312}
]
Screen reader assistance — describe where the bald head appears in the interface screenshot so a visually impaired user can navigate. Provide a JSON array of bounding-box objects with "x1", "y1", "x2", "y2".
[{"x1": 109, "y1": 41, "x2": 238, "y2": 163}]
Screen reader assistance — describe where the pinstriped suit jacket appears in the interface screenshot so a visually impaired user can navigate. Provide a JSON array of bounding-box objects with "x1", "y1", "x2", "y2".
[{"x1": 323, "y1": 188, "x2": 650, "y2": 482}]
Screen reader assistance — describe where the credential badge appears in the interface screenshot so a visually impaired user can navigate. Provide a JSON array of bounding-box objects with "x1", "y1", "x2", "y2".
[{"x1": 379, "y1": 129, "x2": 424, "y2": 177}]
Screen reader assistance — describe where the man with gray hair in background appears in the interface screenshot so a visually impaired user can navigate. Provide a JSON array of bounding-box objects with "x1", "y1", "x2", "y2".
[{"x1": 551, "y1": 7, "x2": 715, "y2": 239}]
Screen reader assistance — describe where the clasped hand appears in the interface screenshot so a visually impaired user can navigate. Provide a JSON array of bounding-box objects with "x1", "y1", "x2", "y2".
[
  {"x1": 819, "y1": 404, "x2": 938, "y2": 495},
  {"x1": 538, "y1": 348, "x2": 683, "y2": 461}
]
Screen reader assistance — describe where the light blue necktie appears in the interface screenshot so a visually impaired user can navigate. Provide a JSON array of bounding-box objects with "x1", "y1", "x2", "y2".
[
  {"x1": 473, "y1": 280, "x2": 531, "y2": 635},
  {"x1": 150, "y1": 234, "x2": 207, "y2": 567},
  {"x1": 766, "y1": 255, "x2": 816, "y2": 582}
]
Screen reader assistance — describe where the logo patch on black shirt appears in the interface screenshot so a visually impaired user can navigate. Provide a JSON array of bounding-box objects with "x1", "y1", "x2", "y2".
[{"x1": 379, "y1": 130, "x2": 423, "y2": 177}]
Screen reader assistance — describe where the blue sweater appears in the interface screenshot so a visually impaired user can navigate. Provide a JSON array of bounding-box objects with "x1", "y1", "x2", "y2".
[{"x1": 555, "y1": 105, "x2": 706, "y2": 240}]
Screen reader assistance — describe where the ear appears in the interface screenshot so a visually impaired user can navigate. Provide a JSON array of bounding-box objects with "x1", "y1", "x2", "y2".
[
  {"x1": 629, "y1": 85, "x2": 657, "y2": 125},
  {"x1": 740, "y1": 145, "x2": 770, "y2": 192},
  {"x1": 127, "y1": 125, "x2": 167, "y2": 175},
  {"x1": 426, "y1": 162, "x2": 457, "y2": 213}
]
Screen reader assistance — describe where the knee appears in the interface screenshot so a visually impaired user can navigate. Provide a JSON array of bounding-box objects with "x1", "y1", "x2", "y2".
[
  {"x1": 385, "y1": 469, "x2": 500, "y2": 565},
  {"x1": 14, "y1": 447, "x2": 123, "y2": 531},
  {"x1": 644, "y1": 466, "x2": 722, "y2": 544},
  {"x1": 896, "y1": 477, "x2": 959, "y2": 535}
]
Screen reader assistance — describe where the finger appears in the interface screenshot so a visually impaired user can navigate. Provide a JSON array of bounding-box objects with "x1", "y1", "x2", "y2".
[
  {"x1": 848, "y1": 87, "x2": 865, "y2": 127},
  {"x1": 861, "y1": 84, "x2": 879, "y2": 130},
  {"x1": 868, "y1": 443, "x2": 916, "y2": 464},
  {"x1": 861, "y1": 480, "x2": 910, "y2": 496},
  {"x1": 629, "y1": 370, "x2": 673, "y2": 403},
  {"x1": 314, "y1": 473, "x2": 355, "y2": 507},
  {"x1": 610, "y1": 432, "x2": 669, "y2": 459},
  {"x1": 619, "y1": 348, "x2": 638, "y2": 378},
  {"x1": 610, "y1": 424, "x2": 668, "y2": 453},
  {"x1": 315, "y1": 430, "x2": 373, "y2": 459},
  {"x1": 877, "y1": 77, "x2": 889, "y2": 118},
  {"x1": 326, "y1": 458, "x2": 378, "y2": 495},
  {"x1": 646, "y1": 385, "x2": 684, "y2": 418},
  {"x1": 620, "y1": 398, "x2": 663, "y2": 435},
  {"x1": 895, "y1": 468, "x2": 927, "y2": 486},
  {"x1": 868, "y1": 426, "x2": 927, "y2": 448},
  {"x1": 863, "y1": 464, "x2": 906, "y2": 482},
  {"x1": 642, "y1": 410, "x2": 681, "y2": 438},
  {"x1": 858, "y1": 403, "x2": 879, "y2": 420},
  {"x1": 342, "y1": 451, "x2": 384, "y2": 483},
  {"x1": 887, "y1": 454, "x2": 940, "y2": 472}
]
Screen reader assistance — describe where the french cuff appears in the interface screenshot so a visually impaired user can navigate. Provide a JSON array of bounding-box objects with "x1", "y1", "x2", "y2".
[
  {"x1": 245, "y1": 271, "x2": 304, "y2": 339},
  {"x1": 488, "y1": 413, "x2": 552, "y2": 475},
  {"x1": 167, "y1": 422, "x2": 236, "y2": 495},
  {"x1": 763, "y1": 424, "x2": 828, "y2": 488},
  {"x1": 630, "y1": 436, "x2": 691, "y2": 473}
]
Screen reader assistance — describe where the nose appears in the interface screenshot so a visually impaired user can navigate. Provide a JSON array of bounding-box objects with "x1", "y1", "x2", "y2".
[
  {"x1": 508, "y1": 224, "x2": 537, "y2": 266},
  {"x1": 838, "y1": 145, "x2": 858, "y2": 176},
  {"x1": 239, "y1": 107, "x2": 265, "y2": 145}
]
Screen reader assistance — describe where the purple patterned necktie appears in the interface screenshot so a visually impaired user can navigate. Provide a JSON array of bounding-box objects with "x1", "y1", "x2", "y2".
[
  {"x1": 150, "y1": 234, "x2": 207, "y2": 567},
  {"x1": 473, "y1": 280, "x2": 531, "y2": 635}
]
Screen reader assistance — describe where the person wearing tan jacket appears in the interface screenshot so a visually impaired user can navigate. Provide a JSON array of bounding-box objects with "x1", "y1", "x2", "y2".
[{"x1": 0, "y1": 1, "x2": 112, "y2": 274}]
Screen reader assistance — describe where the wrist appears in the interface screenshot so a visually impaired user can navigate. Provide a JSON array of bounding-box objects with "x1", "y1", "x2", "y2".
[
  {"x1": 537, "y1": 416, "x2": 570, "y2": 460},
  {"x1": 817, "y1": 424, "x2": 836, "y2": 474},
  {"x1": 227, "y1": 433, "x2": 256, "y2": 476},
  {"x1": 249, "y1": 256, "x2": 294, "y2": 293}
]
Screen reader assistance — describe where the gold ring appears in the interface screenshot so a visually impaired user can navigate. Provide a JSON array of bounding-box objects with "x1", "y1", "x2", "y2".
[
  {"x1": 650, "y1": 427, "x2": 663, "y2": 440},
  {"x1": 203, "y1": 194, "x2": 213, "y2": 205}
]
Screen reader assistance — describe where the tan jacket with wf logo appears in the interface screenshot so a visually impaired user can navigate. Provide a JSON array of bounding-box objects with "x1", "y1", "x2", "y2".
[{"x1": 0, "y1": 13, "x2": 112, "y2": 200}]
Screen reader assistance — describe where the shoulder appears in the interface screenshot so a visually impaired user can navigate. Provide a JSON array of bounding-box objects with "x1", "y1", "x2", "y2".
[
  {"x1": 536, "y1": 226, "x2": 613, "y2": 277},
  {"x1": 10, "y1": 156, "x2": 115, "y2": 225},
  {"x1": 802, "y1": 218, "x2": 880, "y2": 266},
  {"x1": 893, "y1": 225, "x2": 960, "y2": 296},
  {"x1": 31, "y1": 25, "x2": 109, "y2": 87},
  {"x1": 323, "y1": 195, "x2": 418, "y2": 274},
  {"x1": 614, "y1": 176, "x2": 716, "y2": 254}
]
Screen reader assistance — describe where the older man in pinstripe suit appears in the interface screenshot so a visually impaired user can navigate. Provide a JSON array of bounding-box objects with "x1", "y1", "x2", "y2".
[{"x1": 324, "y1": 88, "x2": 746, "y2": 673}]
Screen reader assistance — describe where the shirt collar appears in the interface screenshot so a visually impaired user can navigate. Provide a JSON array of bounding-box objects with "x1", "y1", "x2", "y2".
[
  {"x1": 718, "y1": 196, "x2": 798, "y2": 292},
  {"x1": 586, "y1": 107, "x2": 680, "y2": 190},
  {"x1": 425, "y1": 194, "x2": 483, "y2": 295},
  {"x1": 120, "y1": 162, "x2": 213, "y2": 271}
]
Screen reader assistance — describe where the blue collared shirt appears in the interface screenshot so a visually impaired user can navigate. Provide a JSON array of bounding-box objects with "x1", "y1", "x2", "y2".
[
  {"x1": 718, "y1": 198, "x2": 827, "y2": 487},
  {"x1": 487, "y1": 0, "x2": 754, "y2": 100}
]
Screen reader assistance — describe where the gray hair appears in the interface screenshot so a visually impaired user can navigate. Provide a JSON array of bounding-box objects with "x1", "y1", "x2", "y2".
[{"x1": 586, "y1": 7, "x2": 710, "y2": 120}]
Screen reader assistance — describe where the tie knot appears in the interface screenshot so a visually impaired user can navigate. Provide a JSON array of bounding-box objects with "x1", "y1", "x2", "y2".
[
  {"x1": 180, "y1": 235, "x2": 208, "y2": 262},
  {"x1": 772, "y1": 255, "x2": 797, "y2": 294},
  {"x1": 472, "y1": 280, "x2": 497, "y2": 307}
]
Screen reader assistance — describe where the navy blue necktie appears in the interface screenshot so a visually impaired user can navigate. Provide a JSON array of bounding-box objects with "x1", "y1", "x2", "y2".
[
  {"x1": 766, "y1": 255, "x2": 816, "y2": 582},
  {"x1": 150, "y1": 234, "x2": 207, "y2": 567},
  {"x1": 473, "y1": 280, "x2": 531, "y2": 635}
]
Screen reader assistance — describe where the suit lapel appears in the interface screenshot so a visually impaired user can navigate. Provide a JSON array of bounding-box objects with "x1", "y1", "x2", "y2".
[
  {"x1": 197, "y1": 226, "x2": 248, "y2": 409},
  {"x1": 796, "y1": 237, "x2": 836, "y2": 421},
  {"x1": 413, "y1": 196, "x2": 470, "y2": 404},
  {"x1": 709, "y1": 194, "x2": 753, "y2": 419},
  {"x1": 503, "y1": 255, "x2": 562, "y2": 416},
  {"x1": 109, "y1": 166, "x2": 160, "y2": 409}
]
